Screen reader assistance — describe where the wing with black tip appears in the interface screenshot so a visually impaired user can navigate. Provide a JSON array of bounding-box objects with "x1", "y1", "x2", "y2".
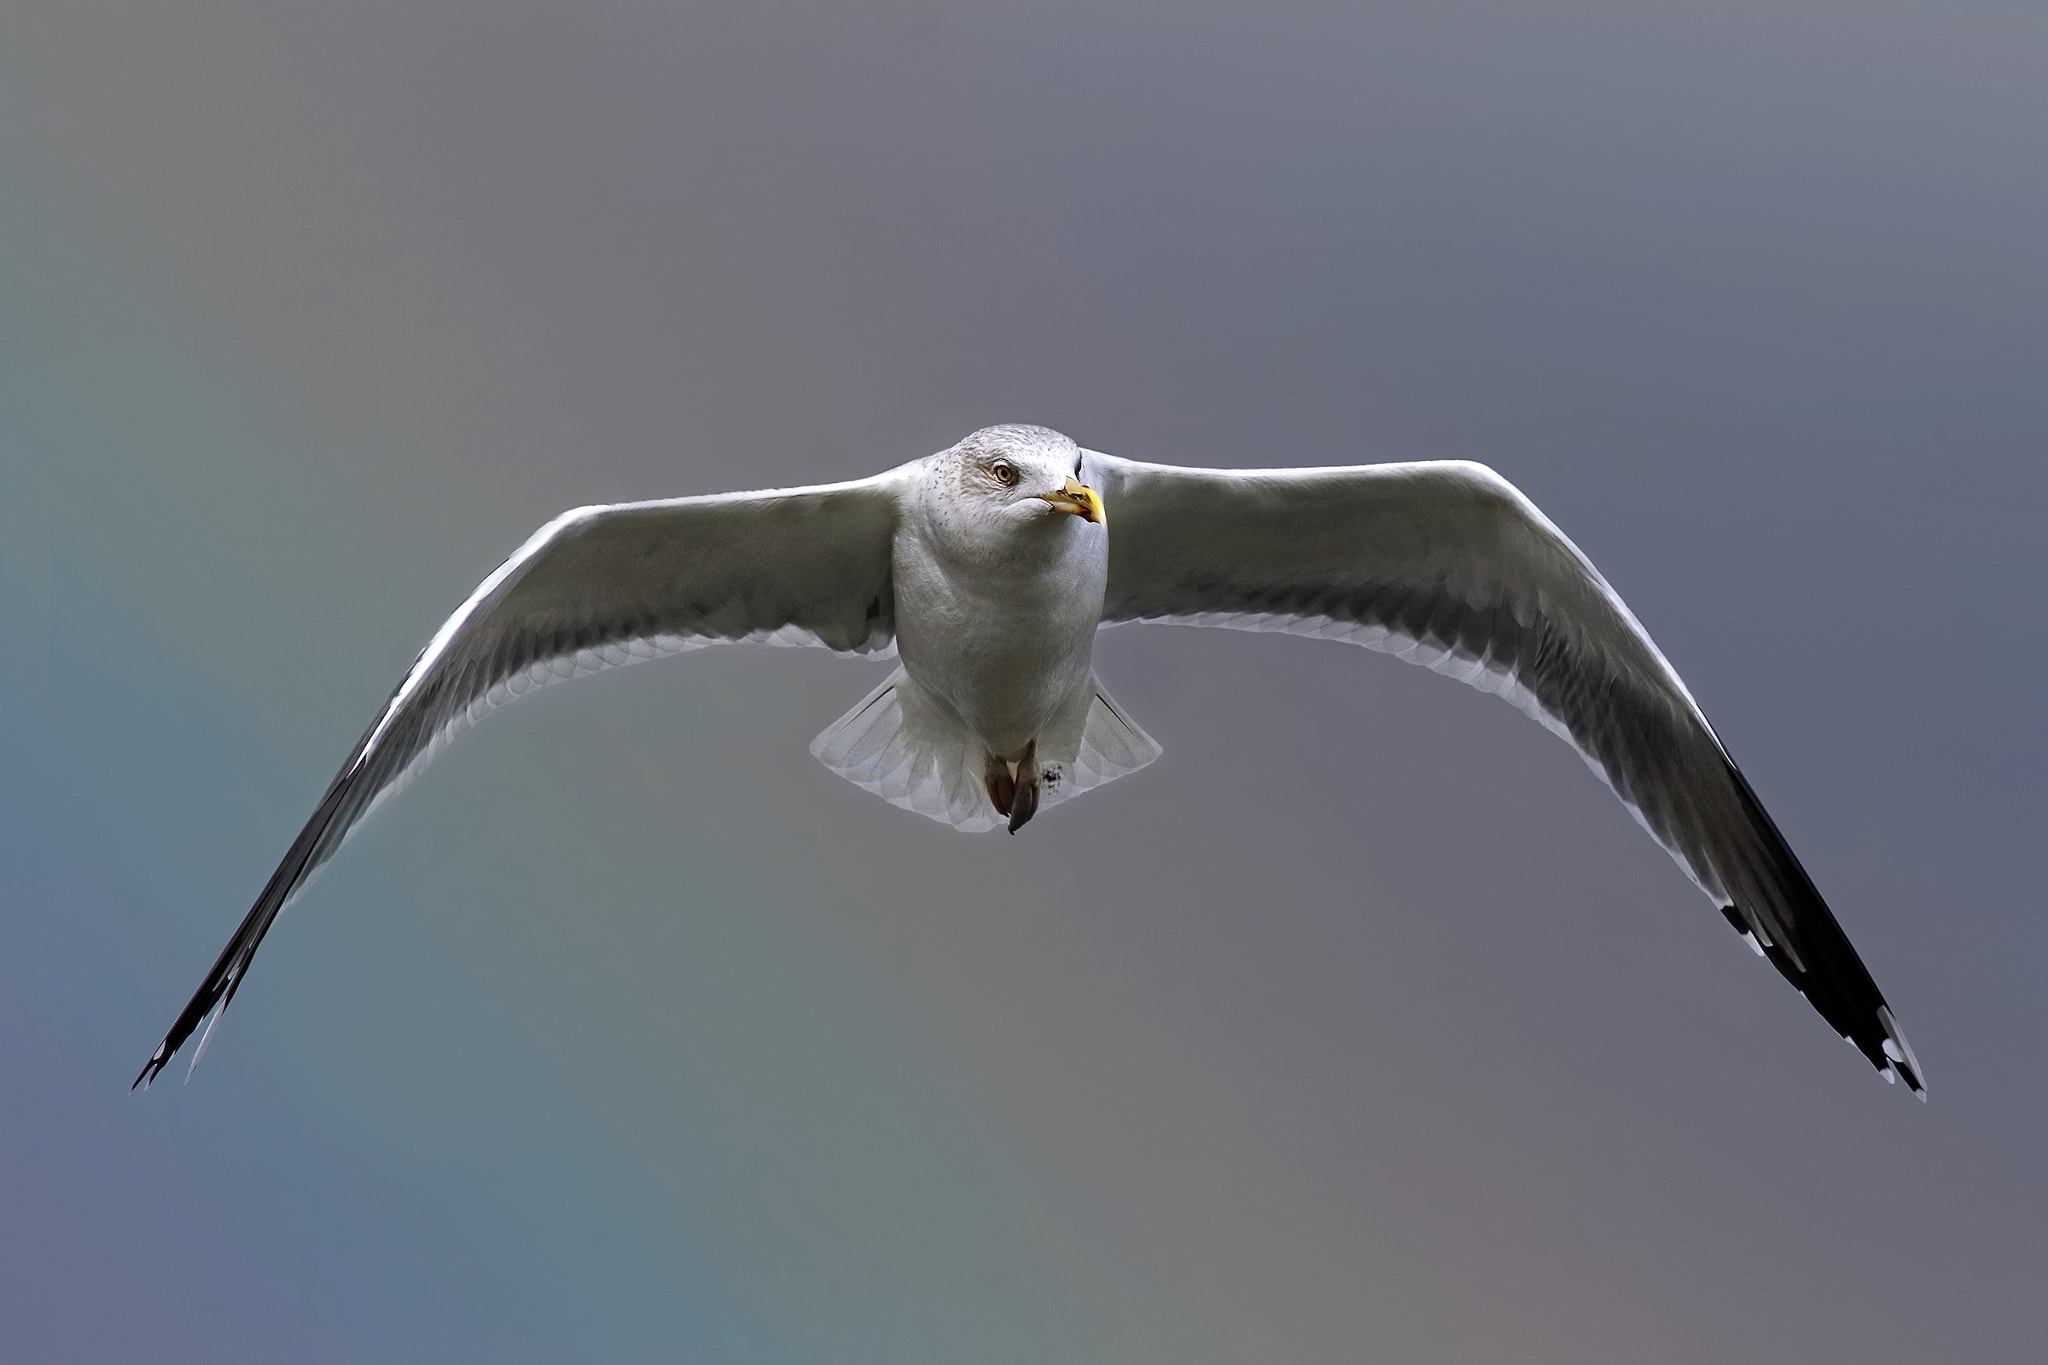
[
  {"x1": 1089, "y1": 450, "x2": 1922, "y2": 1094},
  {"x1": 135, "y1": 473, "x2": 903, "y2": 1087}
]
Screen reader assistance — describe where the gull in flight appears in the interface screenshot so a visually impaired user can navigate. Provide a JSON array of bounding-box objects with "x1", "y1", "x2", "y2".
[{"x1": 135, "y1": 425, "x2": 1923, "y2": 1095}]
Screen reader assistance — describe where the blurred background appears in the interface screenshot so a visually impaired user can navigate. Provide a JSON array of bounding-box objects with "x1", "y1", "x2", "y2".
[{"x1": 2, "y1": 2, "x2": 2043, "y2": 1360}]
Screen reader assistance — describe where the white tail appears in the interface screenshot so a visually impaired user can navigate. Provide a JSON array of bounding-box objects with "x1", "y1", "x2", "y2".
[{"x1": 810, "y1": 668, "x2": 1160, "y2": 832}]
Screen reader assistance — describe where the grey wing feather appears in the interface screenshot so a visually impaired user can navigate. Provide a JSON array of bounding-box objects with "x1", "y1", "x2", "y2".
[
  {"x1": 136, "y1": 473, "x2": 903, "y2": 1087},
  {"x1": 1088, "y1": 451, "x2": 1922, "y2": 1094}
]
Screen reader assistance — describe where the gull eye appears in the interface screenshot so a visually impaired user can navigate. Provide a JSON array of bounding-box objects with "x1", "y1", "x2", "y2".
[{"x1": 991, "y1": 460, "x2": 1018, "y2": 487}]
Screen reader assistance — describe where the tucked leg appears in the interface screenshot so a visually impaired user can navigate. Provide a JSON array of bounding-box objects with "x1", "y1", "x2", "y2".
[
  {"x1": 984, "y1": 751, "x2": 1016, "y2": 818},
  {"x1": 1007, "y1": 742, "x2": 1040, "y2": 834}
]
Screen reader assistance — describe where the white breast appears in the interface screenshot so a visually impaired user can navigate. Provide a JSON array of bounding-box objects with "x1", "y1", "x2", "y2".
[{"x1": 890, "y1": 493, "x2": 1108, "y2": 757}]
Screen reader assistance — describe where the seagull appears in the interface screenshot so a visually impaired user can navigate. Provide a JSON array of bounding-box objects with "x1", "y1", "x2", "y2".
[{"x1": 134, "y1": 424, "x2": 1923, "y2": 1095}]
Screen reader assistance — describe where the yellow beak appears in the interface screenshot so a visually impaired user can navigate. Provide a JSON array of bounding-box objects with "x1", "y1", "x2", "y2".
[{"x1": 1038, "y1": 477, "x2": 1105, "y2": 525}]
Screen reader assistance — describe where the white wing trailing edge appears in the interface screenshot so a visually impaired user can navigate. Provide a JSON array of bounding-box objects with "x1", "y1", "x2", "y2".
[
  {"x1": 1088, "y1": 450, "x2": 1923, "y2": 1095},
  {"x1": 135, "y1": 473, "x2": 905, "y2": 1087}
]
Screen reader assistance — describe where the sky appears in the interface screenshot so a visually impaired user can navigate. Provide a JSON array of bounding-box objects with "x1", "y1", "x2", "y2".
[{"x1": 2, "y1": 2, "x2": 2044, "y2": 1360}]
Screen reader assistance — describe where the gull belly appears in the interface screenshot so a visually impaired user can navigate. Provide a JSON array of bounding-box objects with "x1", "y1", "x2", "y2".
[{"x1": 891, "y1": 469, "x2": 1107, "y2": 759}]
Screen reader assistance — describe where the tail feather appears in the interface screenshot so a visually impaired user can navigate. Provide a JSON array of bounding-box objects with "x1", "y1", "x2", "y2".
[
  {"x1": 811, "y1": 668, "x2": 1000, "y2": 831},
  {"x1": 1035, "y1": 680, "x2": 1161, "y2": 813},
  {"x1": 811, "y1": 670, "x2": 1159, "y2": 831}
]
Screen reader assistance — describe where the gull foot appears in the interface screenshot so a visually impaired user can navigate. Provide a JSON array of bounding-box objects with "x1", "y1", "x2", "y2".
[
  {"x1": 984, "y1": 751, "x2": 1016, "y2": 818},
  {"x1": 1007, "y1": 742, "x2": 1039, "y2": 834},
  {"x1": 985, "y1": 742, "x2": 1042, "y2": 832}
]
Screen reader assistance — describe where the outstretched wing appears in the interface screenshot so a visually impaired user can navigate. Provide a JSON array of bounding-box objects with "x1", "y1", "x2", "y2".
[
  {"x1": 1088, "y1": 451, "x2": 1922, "y2": 1094},
  {"x1": 136, "y1": 473, "x2": 903, "y2": 1087}
]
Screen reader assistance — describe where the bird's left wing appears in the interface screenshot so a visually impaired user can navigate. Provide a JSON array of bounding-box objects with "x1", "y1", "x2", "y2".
[
  {"x1": 136, "y1": 473, "x2": 903, "y2": 1087},
  {"x1": 1087, "y1": 450, "x2": 1922, "y2": 1093}
]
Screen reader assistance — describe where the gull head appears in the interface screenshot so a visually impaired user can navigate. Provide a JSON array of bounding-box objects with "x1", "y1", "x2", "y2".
[{"x1": 918, "y1": 424, "x2": 1105, "y2": 569}]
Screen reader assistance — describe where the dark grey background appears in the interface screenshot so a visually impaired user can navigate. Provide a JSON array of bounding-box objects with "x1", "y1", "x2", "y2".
[{"x1": 2, "y1": 2, "x2": 2042, "y2": 1360}]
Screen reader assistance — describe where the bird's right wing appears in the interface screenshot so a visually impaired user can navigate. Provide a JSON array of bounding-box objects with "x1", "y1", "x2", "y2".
[
  {"x1": 136, "y1": 472, "x2": 904, "y2": 1087},
  {"x1": 1088, "y1": 451, "x2": 1922, "y2": 1094}
]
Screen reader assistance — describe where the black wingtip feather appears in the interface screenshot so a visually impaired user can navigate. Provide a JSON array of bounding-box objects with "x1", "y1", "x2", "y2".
[
  {"x1": 1719, "y1": 762, "x2": 1925, "y2": 1097},
  {"x1": 132, "y1": 770, "x2": 361, "y2": 1091}
]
